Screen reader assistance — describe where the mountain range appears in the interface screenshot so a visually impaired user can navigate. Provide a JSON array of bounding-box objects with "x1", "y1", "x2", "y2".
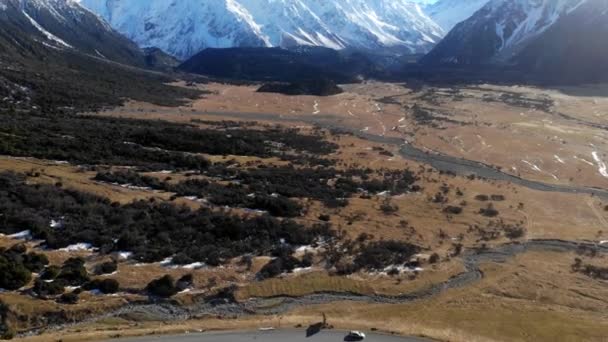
[
  {"x1": 0, "y1": 0, "x2": 606, "y2": 86},
  {"x1": 421, "y1": 0, "x2": 608, "y2": 82},
  {"x1": 78, "y1": 0, "x2": 445, "y2": 60}
]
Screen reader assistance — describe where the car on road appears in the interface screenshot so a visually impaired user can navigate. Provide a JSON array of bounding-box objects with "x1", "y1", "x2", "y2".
[{"x1": 345, "y1": 331, "x2": 366, "y2": 341}]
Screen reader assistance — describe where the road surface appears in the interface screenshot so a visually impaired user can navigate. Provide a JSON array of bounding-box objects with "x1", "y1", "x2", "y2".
[{"x1": 108, "y1": 330, "x2": 432, "y2": 342}]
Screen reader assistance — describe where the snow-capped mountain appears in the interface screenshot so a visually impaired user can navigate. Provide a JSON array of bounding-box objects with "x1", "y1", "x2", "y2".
[
  {"x1": 79, "y1": 0, "x2": 444, "y2": 60},
  {"x1": 0, "y1": 0, "x2": 145, "y2": 66},
  {"x1": 425, "y1": 0, "x2": 489, "y2": 32},
  {"x1": 514, "y1": 0, "x2": 608, "y2": 83},
  {"x1": 422, "y1": 0, "x2": 589, "y2": 65}
]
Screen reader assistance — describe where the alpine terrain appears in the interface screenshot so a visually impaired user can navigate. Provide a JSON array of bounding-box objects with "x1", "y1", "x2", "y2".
[
  {"x1": 0, "y1": 0, "x2": 144, "y2": 66},
  {"x1": 424, "y1": 0, "x2": 489, "y2": 32},
  {"x1": 421, "y1": 0, "x2": 603, "y2": 74},
  {"x1": 78, "y1": 0, "x2": 444, "y2": 60}
]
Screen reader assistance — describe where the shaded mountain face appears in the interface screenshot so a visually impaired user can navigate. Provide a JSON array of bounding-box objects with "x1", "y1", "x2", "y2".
[
  {"x1": 178, "y1": 46, "x2": 377, "y2": 83},
  {"x1": 0, "y1": 0, "x2": 199, "y2": 112},
  {"x1": 79, "y1": 0, "x2": 444, "y2": 60},
  {"x1": 0, "y1": 0, "x2": 145, "y2": 66},
  {"x1": 514, "y1": 0, "x2": 608, "y2": 84},
  {"x1": 425, "y1": 0, "x2": 489, "y2": 32},
  {"x1": 420, "y1": 0, "x2": 608, "y2": 84},
  {"x1": 422, "y1": 0, "x2": 589, "y2": 66}
]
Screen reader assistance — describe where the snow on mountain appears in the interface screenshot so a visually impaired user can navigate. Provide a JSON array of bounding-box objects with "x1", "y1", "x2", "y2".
[
  {"x1": 422, "y1": 0, "x2": 589, "y2": 65},
  {"x1": 0, "y1": 0, "x2": 146, "y2": 66},
  {"x1": 79, "y1": 0, "x2": 444, "y2": 60},
  {"x1": 425, "y1": 0, "x2": 489, "y2": 32}
]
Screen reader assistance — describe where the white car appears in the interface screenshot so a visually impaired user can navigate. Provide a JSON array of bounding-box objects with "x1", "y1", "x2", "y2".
[{"x1": 345, "y1": 331, "x2": 366, "y2": 341}]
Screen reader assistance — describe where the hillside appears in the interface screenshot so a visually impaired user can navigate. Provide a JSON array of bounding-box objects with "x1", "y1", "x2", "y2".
[{"x1": 178, "y1": 46, "x2": 377, "y2": 83}]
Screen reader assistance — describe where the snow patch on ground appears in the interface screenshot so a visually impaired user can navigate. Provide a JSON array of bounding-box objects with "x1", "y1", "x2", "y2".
[
  {"x1": 168, "y1": 262, "x2": 206, "y2": 270},
  {"x1": 60, "y1": 243, "x2": 95, "y2": 252},
  {"x1": 591, "y1": 151, "x2": 608, "y2": 178},
  {"x1": 50, "y1": 219, "x2": 64, "y2": 229},
  {"x1": 522, "y1": 160, "x2": 542, "y2": 172},
  {"x1": 117, "y1": 251, "x2": 133, "y2": 260},
  {"x1": 8, "y1": 230, "x2": 32, "y2": 240},
  {"x1": 554, "y1": 155, "x2": 565, "y2": 164},
  {"x1": 574, "y1": 155, "x2": 595, "y2": 166},
  {"x1": 312, "y1": 101, "x2": 320, "y2": 115}
]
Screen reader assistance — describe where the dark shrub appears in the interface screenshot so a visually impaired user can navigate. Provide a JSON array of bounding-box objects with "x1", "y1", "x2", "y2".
[
  {"x1": 490, "y1": 195, "x2": 505, "y2": 201},
  {"x1": 58, "y1": 292, "x2": 79, "y2": 305},
  {"x1": 95, "y1": 261, "x2": 117, "y2": 275},
  {"x1": 83, "y1": 278, "x2": 119, "y2": 294},
  {"x1": 258, "y1": 255, "x2": 300, "y2": 280},
  {"x1": 40, "y1": 266, "x2": 61, "y2": 280},
  {"x1": 444, "y1": 206, "x2": 463, "y2": 215},
  {"x1": 33, "y1": 279, "x2": 65, "y2": 297},
  {"x1": 56, "y1": 258, "x2": 90, "y2": 286},
  {"x1": 479, "y1": 204, "x2": 499, "y2": 217},
  {"x1": 0, "y1": 256, "x2": 32, "y2": 291},
  {"x1": 98, "y1": 279, "x2": 120, "y2": 294},
  {"x1": 176, "y1": 274, "x2": 194, "y2": 291},
  {"x1": 504, "y1": 226, "x2": 526, "y2": 239},
  {"x1": 380, "y1": 201, "x2": 399, "y2": 215},
  {"x1": 354, "y1": 241, "x2": 420, "y2": 271},
  {"x1": 429, "y1": 253, "x2": 440, "y2": 264},
  {"x1": 171, "y1": 253, "x2": 195, "y2": 266},
  {"x1": 22, "y1": 253, "x2": 49, "y2": 273},
  {"x1": 475, "y1": 195, "x2": 489, "y2": 201},
  {"x1": 387, "y1": 268, "x2": 400, "y2": 276},
  {"x1": 146, "y1": 275, "x2": 177, "y2": 297}
]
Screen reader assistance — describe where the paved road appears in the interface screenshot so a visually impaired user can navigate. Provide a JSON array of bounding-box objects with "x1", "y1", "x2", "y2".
[{"x1": 108, "y1": 330, "x2": 431, "y2": 342}]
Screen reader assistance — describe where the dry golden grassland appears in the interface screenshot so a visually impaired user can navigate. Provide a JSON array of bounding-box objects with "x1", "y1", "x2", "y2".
[{"x1": 3, "y1": 81, "x2": 608, "y2": 341}]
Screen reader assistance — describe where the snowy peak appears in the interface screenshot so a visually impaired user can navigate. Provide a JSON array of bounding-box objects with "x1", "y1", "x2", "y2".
[
  {"x1": 79, "y1": 0, "x2": 444, "y2": 60},
  {"x1": 425, "y1": 0, "x2": 489, "y2": 32},
  {"x1": 422, "y1": 0, "x2": 591, "y2": 65}
]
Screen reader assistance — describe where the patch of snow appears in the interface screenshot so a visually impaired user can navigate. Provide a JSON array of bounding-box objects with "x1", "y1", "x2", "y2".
[
  {"x1": 574, "y1": 155, "x2": 595, "y2": 166},
  {"x1": 117, "y1": 251, "x2": 133, "y2": 260},
  {"x1": 8, "y1": 230, "x2": 32, "y2": 240},
  {"x1": 22, "y1": 10, "x2": 73, "y2": 49},
  {"x1": 554, "y1": 155, "x2": 565, "y2": 164},
  {"x1": 50, "y1": 219, "x2": 64, "y2": 229},
  {"x1": 160, "y1": 257, "x2": 173, "y2": 266},
  {"x1": 168, "y1": 262, "x2": 205, "y2": 270},
  {"x1": 521, "y1": 160, "x2": 542, "y2": 173},
  {"x1": 312, "y1": 101, "x2": 320, "y2": 115},
  {"x1": 591, "y1": 151, "x2": 608, "y2": 178},
  {"x1": 59, "y1": 243, "x2": 95, "y2": 252}
]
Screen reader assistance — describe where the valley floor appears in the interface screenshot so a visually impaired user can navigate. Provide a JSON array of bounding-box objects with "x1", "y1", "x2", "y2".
[{"x1": 3, "y1": 80, "x2": 608, "y2": 342}]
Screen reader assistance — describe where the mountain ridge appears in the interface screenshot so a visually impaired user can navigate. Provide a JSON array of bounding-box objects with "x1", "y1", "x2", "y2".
[{"x1": 79, "y1": 0, "x2": 444, "y2": 60}]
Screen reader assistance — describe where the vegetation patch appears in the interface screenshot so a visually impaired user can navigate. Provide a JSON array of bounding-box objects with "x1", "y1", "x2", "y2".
[{"x1": 0, "y1": 172, "x2": 333, "y2": 266}]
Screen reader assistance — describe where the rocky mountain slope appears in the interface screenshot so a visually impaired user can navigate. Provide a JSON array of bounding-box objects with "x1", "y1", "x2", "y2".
[
  {"x1": 421, "y1": 0, "x2": 590, "y2": 66},
  {"x1": 0, "y1": 0, "x2": 198, "y2": 111},
  {"x1": 420, "y1": 0, "x2": 608, "y2": 83},
  {"x1": 0, "y1": 0, "x2": 145, "y2": 66},
  {"x1": 79, "y1": 0, "x2": 444, "y2": 60}
]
